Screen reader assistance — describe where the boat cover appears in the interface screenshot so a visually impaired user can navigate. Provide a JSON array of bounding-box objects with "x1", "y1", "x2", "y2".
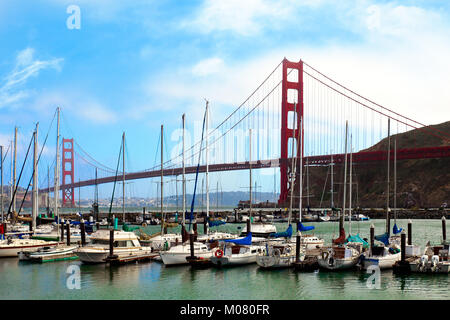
[
  {"x1": 208, "y1": 219, "x2": 226, "y2": 227},
  {"x1": 375, "y1": 232, "x2": 390, "y2": 246},
  {"x1": 222, "y1": 232, "x2": 252, "y2": 245},
  {"x1": 298, "y1": 222, "x2": 315, "y2": 232},
  {"x1": 393, "y1": 223, "x2": 403, "y2": 234},
  {"x1": 346, "y1": 233, "x2": 369, "y2": 249},
  {"x1": 269, "y1": 224, "x2": 292, "y2": 238},
  {"x1": 122, "y1": 223, "x2": 140, "y2": 232},
  {"x1": 333, "y1": 228, "x2": 346, "y2": 244}
]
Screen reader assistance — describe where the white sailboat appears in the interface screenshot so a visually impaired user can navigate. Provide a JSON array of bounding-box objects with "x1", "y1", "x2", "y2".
[
  {"x1": 317, "y1": 121, "x2": 363, "y2": 270},
  {"x1": 3, "y1": 123, "x2": 58, "y2": 258}
]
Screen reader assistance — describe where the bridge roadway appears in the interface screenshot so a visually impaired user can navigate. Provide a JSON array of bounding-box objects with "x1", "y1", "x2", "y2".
[{"x1": 40, "y1": 145, "x2": 450, "y2": 193}]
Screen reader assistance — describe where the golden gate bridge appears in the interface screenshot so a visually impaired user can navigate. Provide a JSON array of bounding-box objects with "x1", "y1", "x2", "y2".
[{"x1": 37, "y1": 58, "x2": 450, "y2": 207}]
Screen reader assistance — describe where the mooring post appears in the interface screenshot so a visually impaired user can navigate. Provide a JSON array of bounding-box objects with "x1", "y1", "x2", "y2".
[
  {"x1": 80, "y1": 219, "x2": 86, "y2": 246},
  {"x1": 109, "y1": 228, "x2": 115, "y2": 258},
  {"x1": 246, "y1": 219, "x2": 251, "y2": 234},
  {"x1": 181, "y1": 224, "x2": 187, "y2": 243},
  {"x1": 193, "y1": 220, "x2": 198, "y2": 241},
  {"x1": 295, "y1": 231, "x2": 301, "y2": 263},
  {"x1": 401, "y1": 230, "x2": 406, "y2": 263},
  {"x1": 407, "y1": 219, "x2": 412, "y2": 246},
  {"x1": 442, "y1": 216, "x2": 447, "y2": 244},
  {"x1": 189, "y1": 230, "x2": 195, "y2": 259},
  {"x1": 60, "y1": 218, "x2": 65, "y2": 242},
  {"x1": 66, "y1": 220, "x2": 70, "y2": 246},
  {"x1": 370, "y1": 224, "x2": 374, "y2": 256},
  {"x1": 204, "y1": 216, "x2": 208, "y2": 235},
  {"x1": 234, "y1": 209, "x2": 237, "y2": 223},
  {"x1": 96, "y1": 221, "x2": 100, "y2": 231}
]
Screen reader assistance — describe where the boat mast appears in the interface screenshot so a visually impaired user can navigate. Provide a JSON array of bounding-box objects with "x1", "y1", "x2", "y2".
[
  {"x1": 299, "y1": 115, "x2": 303, "y2": 223},
  {"x1": 386, "y1": 118, "x2": 391, "y2": 235},
  {"x1": 160, "y1": 125, "x2": 164, "y2": 235},
  {"x1": 55, "y1": 107, "x2": 60, "y2": 238},
  {"x1": 13, "y1": 126, "x2": 17, "y2": 213},
  {"x1": 288, "y1": 108, "x2": 297, "y2": 225},
  {"x1": 0, "y1": 145, "x2": 3, "y2": 221},
  {"x1": 249, "y1": 128, "x2": 252, "y2": 222},
  {"x1": 205, "y1": 100, "x2": 209, "y2": 233},
  {"x1": 10, "y1": 140, "x2": 13, "y2": 210},
  {"x1": 32, "y1": 123, "x2": 39, "y2": 234},
  {"x1": 122, "y1": 132, "x2": 125, "y2": 223},
  {"x1": 349, "y1": 134, "x2": 352, "y2": 236},
  {"x1": 340, "y1": 121, "x2": 348, "y2": 232},
  {"x1": 182, "y1": 114, "x2": 185, "y2": 225},
  {"x1": 394, "y1": 138, "x2": 397, "y2": 225},
  {"x1": 330, "y1": 153, "x2": 334, "y2": 208},
  {"x1": 47, "y1": 165, "x2": 50, "y2": 214}
]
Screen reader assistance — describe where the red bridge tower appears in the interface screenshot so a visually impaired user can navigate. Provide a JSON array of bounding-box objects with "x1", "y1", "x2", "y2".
[{"x1": 62, "y1": 138, "x2": 75, "y2": 207}]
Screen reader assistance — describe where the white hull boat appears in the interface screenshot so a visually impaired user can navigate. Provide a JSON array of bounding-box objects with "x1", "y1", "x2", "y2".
[
  {"x1": 18, "y1": 245, "x2": 78, "y2": 262},
  {"x1": 359, "y1": 246, "x2": 401, "y2": 270},
  {"x1": 74, "y1": 229, "x2": 152, "y2": 263},
  {"x1": 240, "y1": 223, "x2": 277, "y2": 238},
  {"x1": 211, "y1": 244, "x2": 263, "y2": 267},
  {"x1": 159, "y1": 242, "x2": 215, "y2": 266},
  {"x1": 0, "y1": 238, "x2": 59, "y2": 258},
  {"x1": 257, "y1": 242, "x2": 302, "y2": 269},
  {"x1": 317, "y1": 243, "x2": 363, "y2": 271}
]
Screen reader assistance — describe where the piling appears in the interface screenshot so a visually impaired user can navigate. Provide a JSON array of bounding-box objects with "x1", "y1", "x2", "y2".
[
  {"x1": 189, "y1": 230, "x2": 195, "y2": 259},
  {"x1": 109, "y1": 229, "x2": 115, "y2": 258},
  {"x1": 401, "y1": 230, "x2": 406, "y2": 263},
  {"x1": 204, "y1": 216, "x2": 208, "y2": 234},
  {"x1": 181, "y1": 224, "x2": 187, "y2": 243},
  {"x1": 234, "y1": 209, "x2": 238, "y2": 223},
  {"x1": 370, "y1": 224, "x2": 374, "y2": 256},
  {"x1": 408, "y1": 219, "x2": 412, "y2": 246},
  {"x1": 96, "y1": 222, "x2": 100, "y2": 231},
  {"x1": 80, "y1": 219, "x2": 86, "y2": 246},
  {"x1": 246, "y1": 219, "x2": 251, "y2": 234},
  {"x1": 295, "y1": 232, "x2": 301, "y2": 263},
  {"x1": 193, "y1": 221, "x2": 198, "y2": 241},
  {"x1": 60, "y1": 219, "x2": 65, "y2": 242},
  {"x1": 393, "y1": 230, "x2": 410, "y2": 274},
  {"x1": 443, "y1": 216, "x2": 447, "y2": 244},
  {"x1": 66, "y1": 221, "x2": 71, "y2": 245}
]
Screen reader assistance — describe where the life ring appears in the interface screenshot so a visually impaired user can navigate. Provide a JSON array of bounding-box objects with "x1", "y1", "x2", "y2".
[{"x1": 215, "y1": 249, "x2": 224, "y2": 258}]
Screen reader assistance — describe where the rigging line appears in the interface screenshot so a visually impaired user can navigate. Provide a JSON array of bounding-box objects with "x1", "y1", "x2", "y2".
[
  {"x1": 7, "y1": 133, "x2": 33, "y2": 214},
  {"x1": 18, "y1": 120, "x2": 54, "y2": 214},
  {"x1": 303, "y1": 61, "x2": 450, "y2": 139},
  {"x1": 166, "y1": 73, "x2": 286, "y2": 170},
  {"x1": 302, "y1": 70, "x2": 447, "y2": 142},
  {"x1": 60, "y1": 111, "x2": 117, "y2": 172},
  {"x1": 166, "y1": 62, "x2": 289, "y2": 168},
  {"x1": 1, "y1": 143, "x2": 11, "y2": 164},
  {"x1": 73, "y1": 150, "x2": 116, "y2": 174},
  {"x1": 108, "y1": 138, "x2": 123, "y2": 221}
]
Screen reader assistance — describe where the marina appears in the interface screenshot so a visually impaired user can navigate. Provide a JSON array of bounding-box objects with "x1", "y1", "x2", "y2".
[{"x1": 0, "y1": 219, "x2": 448, "y2": 300}]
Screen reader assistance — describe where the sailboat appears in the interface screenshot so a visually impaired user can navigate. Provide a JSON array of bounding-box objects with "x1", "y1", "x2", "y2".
[
  {"x1": 146, "y1": 125, "x2": 182, "y2": 251},
  {"x1": 361, "y1": 119, "x2": 401, "y2": 269},
  {"x1": 5, "y1": 123, "x2": 58, "y2": 259},
  {"x1": 317, "y1": 122, "x2": 363, "y2": 271},
  {"x1": 239, "y1": 128, "x2": 276, "y2": 239},
  {"x1": 161, "y1": 107, "x2": 222, "y2": 266}
]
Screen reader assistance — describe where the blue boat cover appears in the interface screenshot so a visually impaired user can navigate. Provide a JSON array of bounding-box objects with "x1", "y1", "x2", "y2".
[
  {"x1": 393, "y1": 223, "x2": 403, "y2": 234},
  {"x1": 346, "y1": 233, "x2": 369, "y2": 249},
  {"x1": 298, "y1": 222, "x2": 315, "y2": 232},
  {"x1": 208, "y1": 219, "x2": 226, "y2": 227},
  {"x1": 375, "y1": 232, "x2": 390, "y2": 246},
  {"x1": 269, "y1": 224, "x2": 292, "y2": 238},
  {"x1": 222, "y1": 232, "x2": 252, "y2": 245}
]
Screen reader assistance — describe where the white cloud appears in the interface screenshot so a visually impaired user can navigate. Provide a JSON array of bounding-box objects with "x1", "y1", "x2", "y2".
[
  {"x1": 0, "y1": 48, "x2": 63, "y2": 109},
  {"x1": 185, "y1": 0, "x2": 321, "y2": 36},
  {"x1": 192, "y1": 58, "x2": 224, "y2": 77}
]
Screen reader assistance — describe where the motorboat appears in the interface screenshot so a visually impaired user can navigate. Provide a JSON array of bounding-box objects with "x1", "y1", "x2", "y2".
[
  {"x1": 358, "y1": 245, "x2": 401, "y2": 270},
  {"x1": 74, "y1": 229, "x2": 152, "y2": 263},
  {"x1": 408, "y1": 243, "x2": 450, "y2": 273},
  {"x1": 18, "y1": 244, "x2": 78, "y2": 262},
  {"x1": 0, "y1": 238, "x2": 59, "y2": 258}
]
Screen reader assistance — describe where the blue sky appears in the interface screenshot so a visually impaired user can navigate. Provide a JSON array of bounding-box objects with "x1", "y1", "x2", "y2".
[{"x1": 1, "y1": 0, "x2": 450, "y2": 201}]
